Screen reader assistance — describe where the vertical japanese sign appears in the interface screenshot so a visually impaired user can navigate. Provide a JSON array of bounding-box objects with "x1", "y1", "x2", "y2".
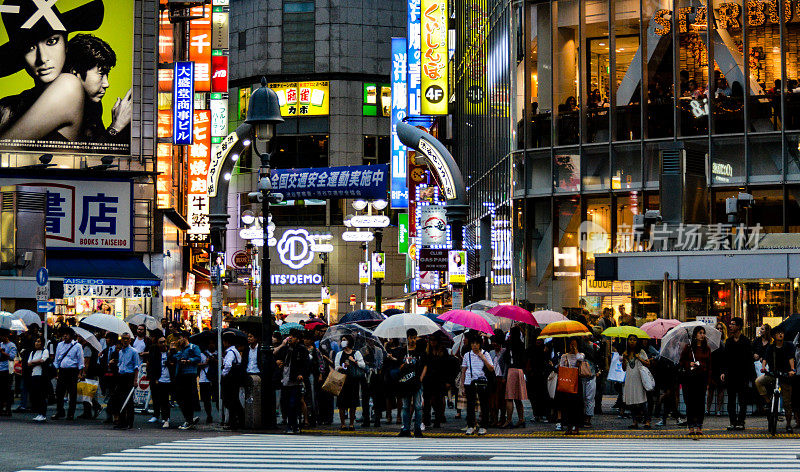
[
  {"x1": 407, "y1": 0, "x2": 422, "y2": 117},
  {"x1": 189, "y1": 6, "x2": 212, "y2": 92},
  {"x1": 187, "y1": 110, "x2": 211, "y2": 239},
  {"x1": 211, "y1": 8, "x2": 229, "y2": 49},
  {"x1": 398, "y1": 213, "x2": 409, "y2": 254},
  {"x1": 1, "y1": 177, "x2": 133, "y2": 250},
  {"x1": 158, "y1": 9, "x2": 174, "y2": 92},
  {"x1": 420, "y1": 0, "x2": 448, "y2": 115},
  {"x1": 173, "y1": 62, "x2": 195, "y2": 145},
  {"x1": 156, "y1": 143, "x2": 173, "y2": 209},
  {"x1": 210, "y1": 94, "x2": 228, "y2": 138},
  {"x1": 391, "y1": 37, "x2": 409, "y2": 209}
]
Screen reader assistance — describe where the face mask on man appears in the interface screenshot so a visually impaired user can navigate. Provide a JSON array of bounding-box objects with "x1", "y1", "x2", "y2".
[{"x1": 341, "y1": 340, "x2": 349, "y2": 348}]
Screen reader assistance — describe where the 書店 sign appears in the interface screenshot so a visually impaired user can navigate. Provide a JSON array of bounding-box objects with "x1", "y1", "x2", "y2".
[
  {"x1": 1, "y1": 177, "x2": 132, "y2": 250},
  {"x1": 269, "y1": 81, "x2": 329, "y2": 116},
  {"x1": 420, "y1": 0, "x2": 448, "y2": 115}
]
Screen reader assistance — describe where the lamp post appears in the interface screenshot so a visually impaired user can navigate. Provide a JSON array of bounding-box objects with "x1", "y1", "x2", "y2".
[
  {"x1": 245, "y1": 78, "x2": 284, "y2": 429},
  {"x1": 349, "y1": 199, "x2": 388, "y2": 313}
]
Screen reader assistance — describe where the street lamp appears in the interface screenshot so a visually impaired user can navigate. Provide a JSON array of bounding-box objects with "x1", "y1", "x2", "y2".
[
  {"x1": 245, "y1": 77, "x2": 284, "y2": 429},
  {"x1": 349, "y1": 199, "x2": 388, "y2": 313}
]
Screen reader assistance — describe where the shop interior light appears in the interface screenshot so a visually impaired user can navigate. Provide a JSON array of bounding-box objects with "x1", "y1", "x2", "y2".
[
  {"x1": 372, "y1": 199, "x2": 388, "y2": 211},
  {"x1": 199, "y1": 289, "x2": 211, "y2": 298},
  {"x1": 352, "y1": 200, "x2": 368, "y2": 211}
]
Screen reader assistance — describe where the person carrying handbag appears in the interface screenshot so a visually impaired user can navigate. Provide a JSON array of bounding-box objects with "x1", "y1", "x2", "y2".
[
  {"x1": 334, "y1": 335, "x2": 365, "y2": 430},
  {"x1": 459, "y1": 334, "x2": 494, "y2": 436},
  {"x1": 557, "y1": 338, "x2": 584, "y2": 435},
  {"x1": 621, "y1": 334, "x2": 651, "y2": 429}
]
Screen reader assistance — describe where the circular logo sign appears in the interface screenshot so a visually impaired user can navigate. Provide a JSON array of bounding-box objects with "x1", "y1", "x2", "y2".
[
  {"x1": 277, "y1": 229, "x2": 315, "y2": 270},
  {"x1": 232, "y1": 251, "x2": 250, "y2": 268},
  {"x1": 421, "y1": 215, "x2": 447, "y2": 245},
  {"x1": 425, "y1": 84, "x2": 444, "y2": 103},
  {"x1": 578, "y1": 220, "x2": 610, "y2": 254}
]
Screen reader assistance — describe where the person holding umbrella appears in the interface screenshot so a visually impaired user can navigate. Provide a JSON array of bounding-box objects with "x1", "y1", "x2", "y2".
[
  {"x1": 679, "y1": 326, "x2": 712, "y2": 435},
  {"x1": 274, "y1": 328, "x2": 308, "y2": 434},
  {"x1": 334, "y1": 334, "x2": 365, "y2": 430}
]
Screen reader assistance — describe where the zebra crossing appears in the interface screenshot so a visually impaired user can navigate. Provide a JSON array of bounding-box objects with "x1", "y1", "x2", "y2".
[{"x1": 19, "y1": 435, "x2": 800, "y2": 472}]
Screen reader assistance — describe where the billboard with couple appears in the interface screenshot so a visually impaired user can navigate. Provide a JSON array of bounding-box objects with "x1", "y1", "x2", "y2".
[{"x1": 0, "y1": 0, "x2": 133, "y2": 155}]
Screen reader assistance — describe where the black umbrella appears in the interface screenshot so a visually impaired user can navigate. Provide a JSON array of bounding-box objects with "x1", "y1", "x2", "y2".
[
  {"x1": 189, "y1": 328, "x2": 248, "y2": 347},
  {"x1": 383, "y1": 308, "x2": 404, "y2": 316},
  {"x1": 776, "y1": 313, "x2": 800, "y2": 342},
  {"x1": 339, "y1": 310, "x2": 384, "y2": 324}
]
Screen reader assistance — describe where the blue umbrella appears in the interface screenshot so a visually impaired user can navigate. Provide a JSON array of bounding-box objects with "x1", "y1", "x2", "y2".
[
  {"x1": 279, "y1": 322, "x2": 304, "y2": 335},
  {"x1": 424, "y1": 312, "x2": 445, "y2": 323},
  {"x1": 339, "y1": 310, "x2": 383, "y2": 324}
]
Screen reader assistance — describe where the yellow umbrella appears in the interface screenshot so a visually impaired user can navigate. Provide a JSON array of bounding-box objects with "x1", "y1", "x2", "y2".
[
  {"x1": 538, "y1": 320, "x2": 592, "y2": 338},
  {"x1": 601, "y1": 326, "x2": 650, "y2": 339}
]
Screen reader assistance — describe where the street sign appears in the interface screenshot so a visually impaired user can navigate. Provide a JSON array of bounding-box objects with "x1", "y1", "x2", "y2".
[
  {"x1": 349, "y1": 215, "x2": 391, "y2": 228},
  {"x1": 36, "y1": 268, "x2": 48, "y2": 286},
  {"x1": 342, "y1": 231, "x2": 374, "y2": 242},
  {"x1": 37, "y1": 301, "x2": 56, "y2": 313},
  {"x1": 36, "y1": 285, "x2": 50, "y2": 301},
  {"x1": 232, "y1": 250, "x2": 250, "y2": 268},
  {"x1": 349, "y1": 294, "x2": 356, "y2": 306}
]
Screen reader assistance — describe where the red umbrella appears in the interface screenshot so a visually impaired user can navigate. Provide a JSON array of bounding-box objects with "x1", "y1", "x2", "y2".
[
  {"x1": 305, "y1": 321, "x2": 328, "y2": 331},
  {"x1": 439, "y1": 310, "x2": 494, "y2": 334},
  {"x1": 487, "y1": 305, "x2": 539, "y2": 326}
]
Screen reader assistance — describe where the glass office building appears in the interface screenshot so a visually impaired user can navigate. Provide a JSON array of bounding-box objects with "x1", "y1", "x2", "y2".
[{"x1": 511, "y1": 0, "x2": 800, "y2": 332}]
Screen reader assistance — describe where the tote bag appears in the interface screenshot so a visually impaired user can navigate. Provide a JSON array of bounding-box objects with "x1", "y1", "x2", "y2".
[
  {"x1": 321, "y1": 368, "x2": 346, "y2": 396},
  {"x1": 640, "y1": 365, "x2": 656, "y2": 392},
  {"x1": 556, "y1": 365, "x2": 579, "y2": 394}
]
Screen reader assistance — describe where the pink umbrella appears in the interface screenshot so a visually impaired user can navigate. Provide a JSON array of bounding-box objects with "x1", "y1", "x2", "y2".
[
  {"x1": 487, "y1": 305, "x2": 539, "y2": 326},
  {"x1": 531, "y1": 310, "x2": 568, "y2": 326},
  {"x1": 439, "y1": 310, "x2": 494, "y2": 334},
  {"x1": 641, "y1": 318, "x2": 681, "y2": 339}
]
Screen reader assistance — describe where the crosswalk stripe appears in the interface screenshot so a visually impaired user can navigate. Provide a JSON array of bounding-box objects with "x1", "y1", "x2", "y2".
[{"x1": 21, "y1": 435, "x2": 800, "y2": 472}]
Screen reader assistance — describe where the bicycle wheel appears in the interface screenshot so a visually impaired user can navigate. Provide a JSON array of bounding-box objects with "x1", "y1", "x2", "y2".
[{"x1": 768, "y1": 394, "x2": 779, "y2": 436}]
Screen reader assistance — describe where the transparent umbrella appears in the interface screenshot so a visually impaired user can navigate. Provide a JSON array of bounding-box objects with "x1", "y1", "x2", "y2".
[
  {"x1": 320, "y1": 324, "x2": 384, "y2": 368},
  {"x1": 659, "y1": 321, "x2": 723, "y2": 364}
]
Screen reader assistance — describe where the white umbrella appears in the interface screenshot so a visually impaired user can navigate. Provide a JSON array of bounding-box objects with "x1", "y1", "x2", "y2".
[
  {"x1": 10, "y1": 319, "x2": 27, "y2": 332},
  {"x1": 532, "y1": 310, "x2": 568, "y2": 326},
  {"x1": 13, "y1": 309, "x2": 42, "y2": 327},
  {"x1": 464, "y1": 300, "x2": 499, "y2": 312},
  {"x1": 72, "y1": 326, "x2": 102, "y2": 352},
  {"x1": 0, "y1": 312, "x2": 14, "y2": 330},
  {"x1": 659, "y1": 321, "x2": 723, "y2": 364},
  {"x1": 80, "y1": 313, "x2": 133, "y2": 336},
  {"x1": 283, "y1": 313, "x2": 310, "y2": 324},
  {"x1": 125, "y1": 313, "x2": 160, "y2": 331},
  {"x1": 373, "y1": 313, "x2": 439, "y2": 338}
]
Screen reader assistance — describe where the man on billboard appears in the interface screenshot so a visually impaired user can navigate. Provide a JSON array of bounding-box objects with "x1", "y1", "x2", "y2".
[{"x1": 0, "y1": 0, "x2": 132, "y2": 154}]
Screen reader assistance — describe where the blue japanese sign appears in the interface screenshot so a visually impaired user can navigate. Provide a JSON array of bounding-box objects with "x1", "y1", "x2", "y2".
[
  {"x1": 0, "y1": 177, "x2": 133, "y2": 251},
  {"x1": 407, "y1": 0, "x2": 422, "y2": 117},
  {"x1": 391, "y1": 37, "x2": 409, "y2": 210},
  {"x1": 270, "y1": 164, "x2": 389, "y2": 200},
  {"x1": 173, "y1": 62, "x2": 195, "y2": 145}
]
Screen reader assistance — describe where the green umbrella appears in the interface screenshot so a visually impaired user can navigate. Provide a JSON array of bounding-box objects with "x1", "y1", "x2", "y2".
[
  {"x1": 601, "y1": 326, "x2": 650, "y2": 339},
  {"x1": 279, "y1": 322, "x2": 304, "y2": 335}
]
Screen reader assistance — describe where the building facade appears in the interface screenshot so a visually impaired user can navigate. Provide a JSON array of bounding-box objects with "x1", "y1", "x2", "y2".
[
  {"x1": 513, "y1": 0, "x2": 800, "y2": 333},
  {"x1": 224, "y1": 0, "x2": 409, "y2": 320}
]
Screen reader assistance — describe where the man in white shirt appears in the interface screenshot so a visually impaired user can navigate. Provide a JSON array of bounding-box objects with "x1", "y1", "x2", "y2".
[
  {"x1": 132, "y1": 324, "x2": 148, "y2": 356},
  {"x1": 245, "y1": 333, "x2": 261, "y2": 375},
  {"x1": 52, "y1": 328, "x2": 85, "y2": 420}
]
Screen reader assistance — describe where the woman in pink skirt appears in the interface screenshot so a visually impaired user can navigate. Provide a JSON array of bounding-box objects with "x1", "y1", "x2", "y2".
[{"x1": 501, "y1": 326, "x2": 528, "y2": 428}]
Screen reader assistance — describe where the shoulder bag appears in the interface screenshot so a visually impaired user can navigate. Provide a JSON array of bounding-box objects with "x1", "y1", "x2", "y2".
[{"x1": 556, "y1": 355, "x2": 580, "y2": 394}]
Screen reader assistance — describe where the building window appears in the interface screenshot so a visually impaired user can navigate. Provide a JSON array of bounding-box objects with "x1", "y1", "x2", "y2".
[
  {"x1": 362, "y1": 136, "x2": 390, "y2": 165},
  {"x1": 238, "y1": 31, "x2": 246, "y2": 51}
]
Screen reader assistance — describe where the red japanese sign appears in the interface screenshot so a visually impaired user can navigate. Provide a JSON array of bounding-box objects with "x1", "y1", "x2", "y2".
[{"x1": 211, "y1": 55, "x2": 228, "y2": 93}]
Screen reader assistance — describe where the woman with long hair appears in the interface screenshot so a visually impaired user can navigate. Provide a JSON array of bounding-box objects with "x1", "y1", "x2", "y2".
[
  {"x1": 622, "y1": 334, "x2": 651, "y2": 429},
  {"x1": 706, "y1": 322, "x2": 728, "y2": 415},
  {"x1": 501, "y1": 326, "x2": 528, "y2": 428},
  {"x1": 680, "y1": 326, "x2": 712, "y2": 435},
  {"x1": 557, "y1": 337, "x2": 584, "y2": 435}
]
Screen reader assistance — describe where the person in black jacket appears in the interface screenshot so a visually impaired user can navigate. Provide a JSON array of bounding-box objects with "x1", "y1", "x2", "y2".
[
  {"x1": 147, "y1": 337, "x2": 175, "y2": 428},
  {"x1": 721, "y1": 317, "x2": 754, "y2": 430},
  {"x1": 274, "y1": 328, "x2": 309, "y2": 434}
]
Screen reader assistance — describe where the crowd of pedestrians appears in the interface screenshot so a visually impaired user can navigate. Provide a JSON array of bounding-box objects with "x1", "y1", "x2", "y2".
[{"x1": 0, "y1": 310, "x2": 798, "y2": 437}]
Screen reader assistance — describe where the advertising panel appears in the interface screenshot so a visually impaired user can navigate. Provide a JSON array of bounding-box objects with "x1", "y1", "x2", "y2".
[
  {"x1": 448, "y1": 250, "x2": 466, "y2": 283},
  {"x1": 211, "y1": 54, "x2": 228, "y2": 92},
  {"x1": 420, "y1": 0, "x2": 448, "y2": 115},
  {"x1": 270, "y1": 164, "x2": 388, "y2": 200},
  {"x1": 268, "y1": 81, "x2": 329, "y2": 116},
  {"x1": 371, "y1": 253, "x2": 385, "y2": 279},
  {"x1": 407, "y1": 0, "x2": 422, "y2": 116},
  {"x1": 172, "y1": 62, "x2": 194, "y2": 145},
  {"x1": 0, "y1": 0, "x2": 134, "y2": 155},
  {"x1": 390, "y1": 37, "x2": 408, "y2": 209},
  {"x1": 189, "y1": 6, "x2": 211, "y2": 92},
  {"x1": 210, "y1": 95, "x2": 228, "y2": 137},
  {"x1": 211, "y1": 9, "x2": 228, "y2": 50},
  {"x1": 419, "y1": 204, "x2": 447, "y2": 247},
  {"x1": 0, "y1": 176, "x2": 132, "y2": 250},
  {"x1": 156, "y1": 142, "x2": 172, "y2": 208},
  {"x1": 358, "y1": 262, "x2": 370, "y2": 285},
  {"x1": 398, "y1": 213, "x2": 409, "y2": 254}
]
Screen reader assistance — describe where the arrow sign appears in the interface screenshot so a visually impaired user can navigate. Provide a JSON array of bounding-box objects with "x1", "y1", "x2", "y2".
[{"x1": 37, "y1": 301, "x2": 56, "y2": 313}]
